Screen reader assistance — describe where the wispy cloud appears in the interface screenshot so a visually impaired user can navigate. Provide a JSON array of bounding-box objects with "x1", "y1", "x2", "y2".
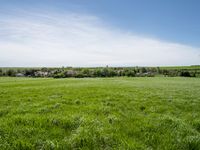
[{"x1": 0, "y1": 10, "x2": 199, "y2": 67}]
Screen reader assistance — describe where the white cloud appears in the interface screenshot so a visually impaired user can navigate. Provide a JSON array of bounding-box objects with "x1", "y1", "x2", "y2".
[{"x1": 0, "y1": 11, "x2": 199, "y2": 67}]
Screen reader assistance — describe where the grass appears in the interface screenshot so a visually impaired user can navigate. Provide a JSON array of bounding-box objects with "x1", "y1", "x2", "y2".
[{"x1": 0, "y1": 77, "x2": 200, "y2": 149}]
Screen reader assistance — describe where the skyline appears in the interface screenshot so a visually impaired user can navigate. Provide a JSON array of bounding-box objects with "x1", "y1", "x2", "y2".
[{"x1": 0, "y1": 0, "x2": 200, "y2": 67}]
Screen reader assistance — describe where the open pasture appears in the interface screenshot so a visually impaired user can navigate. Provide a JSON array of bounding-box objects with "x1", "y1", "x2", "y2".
[{"x1": 0, "y1": 77, "x2": 200, "y2": 149}]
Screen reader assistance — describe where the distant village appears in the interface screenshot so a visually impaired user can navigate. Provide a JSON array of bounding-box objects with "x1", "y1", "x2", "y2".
[{"x1": 1, "y1": 66, "x2": 199, "y2": 78}]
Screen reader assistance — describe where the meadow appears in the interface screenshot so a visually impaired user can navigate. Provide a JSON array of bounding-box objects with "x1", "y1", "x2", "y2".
[{"x1": 0, "y1": 77, "x2": 200, "y2": 149}]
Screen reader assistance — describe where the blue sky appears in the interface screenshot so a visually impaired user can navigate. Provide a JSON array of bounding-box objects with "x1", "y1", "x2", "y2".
[{"x1": 0, "y1": 0, "x2": 200, "y2": 66}]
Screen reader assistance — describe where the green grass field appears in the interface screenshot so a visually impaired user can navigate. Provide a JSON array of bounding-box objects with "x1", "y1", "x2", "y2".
[{"x1": 0, "y1": 77, "x2": 200, "y2": 149}]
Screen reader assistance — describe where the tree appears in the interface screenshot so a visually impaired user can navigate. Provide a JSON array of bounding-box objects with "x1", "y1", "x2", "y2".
[
  {"x1": 6, "y1": 69, "x2": 16, "y2": 76},
  {"x1": 101, "y1": 68, "x2": 109, "y2": 77},
  {"x1": 126, "y1": 70, "x2": 136, "y2": 77},
  {"x1": 25, "y1": 69, "x2": 39, "y2": 77},
  {"x1": 162, "y1": 69, "x2": 169, "y2": 76},
  {"x1": 41, "y1": 67, "x2": 48, "y2": 72},
  {"x1": 0, "y1": 69, "x2": 3, "y2": 76},
  {"x1": 180, "y1": 71, "x2": 191, "y2": 77},
  {"x1": 141, "y1": 67, "x2": 147, "y2": 73},
  {"x1": 156, "y1": 67, "x2": 161, "y2": 74},
  {"x1": 53, "y1": 72, "x2": 65, "y2": 78}
]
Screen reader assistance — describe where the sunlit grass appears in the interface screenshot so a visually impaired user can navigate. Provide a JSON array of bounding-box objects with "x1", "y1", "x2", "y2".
[{"x1": 0, "y1": 77, "x2": 200, "y2": 149}]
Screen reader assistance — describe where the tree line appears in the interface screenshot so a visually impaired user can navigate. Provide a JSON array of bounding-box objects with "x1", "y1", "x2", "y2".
[{"x1": 0, "y1": 66, "x2": 199, "y2": 78}]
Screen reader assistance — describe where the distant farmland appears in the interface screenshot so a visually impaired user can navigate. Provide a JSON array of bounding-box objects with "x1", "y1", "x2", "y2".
[{"x1": 0, "y1": 77, "x2": 200, "y2": 149}]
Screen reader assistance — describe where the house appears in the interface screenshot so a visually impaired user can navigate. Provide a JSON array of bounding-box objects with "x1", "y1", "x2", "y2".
[
  {"x1": 15, "y1": 73, "x2": 24, "y2": 77},
  {"x1": 34, "y1": 71, "x2": 49, "y2": 77}
]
